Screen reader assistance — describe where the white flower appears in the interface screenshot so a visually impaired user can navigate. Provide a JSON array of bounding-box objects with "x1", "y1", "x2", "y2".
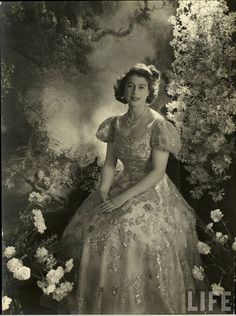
[
  {"x1": 35, "y1": 247, "x2": 48, "y2": 262},
  {"x1": 52, "y1": 290, "x2": 67, "y2": 302},
  {"x1": 2, "y1": 296, "x2": 12, "y2": 311},
  {"x1": 43, "y1": 283, "x2": 56, "y2": 295},
  {"x1": 28, "y1": 191, "x2": 45, "y2": 203},
  {"x1": 197, "y1": 241, "x2": 211, "y2": 255},
  {"x1": 215, "y1": 232, "x2": 228, "y2": 245},
  {"x1": 3, "y1": 246, "x2": 16, "y2": 258},
  {"x1": 32, "y1": 209, "x2": 47, "y2": 234},
  {"x1": 211, "y1": 283, "x2": 225, "y2": 296},
  {"x1": 192, "y1": 265, "x2": 205, "y2": 281},
  {"x1": 65, "y1": 259, "x2": 74, "y2": 273},
  {"x1": 7, "y1": 258, "x2": 23, "y2": 272},
  {"x1": 35, "y1": 248, "x2": 57, "y2": 268},
  {"x1": 13, "y1": 266, "x2": 31, "y2": 280},
  {"x1": 46, "y1": 266, "x2": 64, "y2": 285},
  {"x1": 7, "y1": 258, "x2": 31, "y2": 280},
  {"x1": 210, "y1": 209, "x2": 224, "y2": 222},
  {"x1": 37, "y1": 280, "x2": 56, "y2": 295},
  {"x1": 206, "y1": 222, "x2": 214, "y2": 232},
  {"x1": 52, "y1": 282, "x2": 74, "y2": 302},
  {"x1": 232, "y1": 237, "x2": 236, "y2": 251}
]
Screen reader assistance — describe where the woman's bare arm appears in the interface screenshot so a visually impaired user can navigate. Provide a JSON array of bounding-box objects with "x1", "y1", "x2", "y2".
[{"x1": 98, "y1": 142, "x2": 118, "y2": 199}]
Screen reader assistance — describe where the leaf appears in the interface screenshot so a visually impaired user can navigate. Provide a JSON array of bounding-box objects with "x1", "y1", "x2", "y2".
[{"x1": 168, "y1": 0, "x2": 234, "y2": 202}]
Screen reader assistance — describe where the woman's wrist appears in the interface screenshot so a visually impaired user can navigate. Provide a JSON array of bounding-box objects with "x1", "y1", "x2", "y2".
[
  {"x1": 120, "y1": 191, "x2": 131, "y2": 202},
  {"x1": 122, "y1": 186, "x2": 139, "y2": 201},
  {"x1": 98, "y1": 186, "x2": 109, "y2": 194}
]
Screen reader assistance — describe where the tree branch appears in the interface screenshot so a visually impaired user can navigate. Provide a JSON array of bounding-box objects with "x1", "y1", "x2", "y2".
[{"x1": 94, "y1": 0, "x2": 153, "y2": 41}]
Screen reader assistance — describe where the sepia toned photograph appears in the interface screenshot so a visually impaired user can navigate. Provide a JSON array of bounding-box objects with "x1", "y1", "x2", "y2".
[{"x1": 1, "y1": 1, "x2": 236, "y2": 314}]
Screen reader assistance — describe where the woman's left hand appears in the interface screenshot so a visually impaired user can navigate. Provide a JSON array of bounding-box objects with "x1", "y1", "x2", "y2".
[{"x1": 97, "y1": 193, "x2": 128, "y2": 214}]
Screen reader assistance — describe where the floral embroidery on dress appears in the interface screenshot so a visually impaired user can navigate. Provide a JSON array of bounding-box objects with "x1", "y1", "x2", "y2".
[
  {"x1": 60, "y1": 114, "x2": 206, "y2": 314},
  {"x1": 142, "y1": 202, "x2": 155, "y2": 212}
]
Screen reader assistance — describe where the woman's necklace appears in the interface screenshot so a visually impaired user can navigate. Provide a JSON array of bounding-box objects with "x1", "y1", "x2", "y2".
[{"x1": 125, "y1": 107, "x2": 147, "y2": 128}]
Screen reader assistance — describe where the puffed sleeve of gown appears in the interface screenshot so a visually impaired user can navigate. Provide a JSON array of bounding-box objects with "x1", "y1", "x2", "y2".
[
  {"x1": 95, "y1": 116, "x2": 116, "y2": 143},
  {"x1": 150, "y1": 119, "x2": 182, "y2": 154}
]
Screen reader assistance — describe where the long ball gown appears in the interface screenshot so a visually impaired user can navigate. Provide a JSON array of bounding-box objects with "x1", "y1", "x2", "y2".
[{"x1": 60, "y1": 113, "x2": 205, "y2": 314}]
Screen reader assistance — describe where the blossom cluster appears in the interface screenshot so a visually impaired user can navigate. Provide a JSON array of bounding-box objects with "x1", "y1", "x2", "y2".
[
  {"x1": 37, "y1": 258, "x2": 74, "y2": 301},
  {"x1": 32, "y1": 209, "x2": 47, "y2": 234},
  {"x1": 35, "y1": 247, "x2": 57, "y2": 270},
  {"x1": 6, "y1": 258, "x2": 31, "y2": 281},
  {"x1": 2, "y1": 157, "x2": 85, "y2": 313},
  {"x1": 2, "y1": 295, "x2": 12, "y2": 311},
  {"x1": 210, "y1": 209, "x2": 224, "y2": 222},
  {"x1": 192, "y1": 265, "x2": 204, "y2": 281},
  {"x1": 197, "y1": 241, "x2": 211, "y2": 255},
  {"x1": 3, "y1": 246, "x2": 16, "y2": 258},
  {"x1": 211, "y1": 283, "x2": 225, "y2": 296},
  {"x1": 28, "y1": 191, "x2": 45, "y2": 203},
  {"x1": 197, "y1": 209, "x2": 236, "y2": 253},
  {"x1": 167, "y1": 0, "x2": 235, "y2": 202},
  {"x1": 193, "y1": 208, "x2": 236, "y2": 298},
  {"x1": 215, "y1": 232, "x2": 228, "y2": 245}
]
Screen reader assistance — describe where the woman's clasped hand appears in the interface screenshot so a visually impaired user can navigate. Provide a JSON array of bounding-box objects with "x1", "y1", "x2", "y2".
[{"x1": 97, "y1": 193, "x2": 131, "y2": 213}]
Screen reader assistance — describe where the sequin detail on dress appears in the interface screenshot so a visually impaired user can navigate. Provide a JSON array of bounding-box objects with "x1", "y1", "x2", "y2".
[{"x1": 61, "y1": 115, "x2": 205, "y2": 314}]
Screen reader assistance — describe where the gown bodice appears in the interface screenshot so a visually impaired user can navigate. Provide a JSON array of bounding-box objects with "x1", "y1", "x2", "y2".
[{"x1": 96, "y1": 114, "x2": 182, "y2": 186}]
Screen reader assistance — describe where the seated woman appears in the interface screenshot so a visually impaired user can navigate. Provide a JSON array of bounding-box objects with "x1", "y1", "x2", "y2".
[{"x1": 60, "y1": 63, "x2": 206, "y2": 314}]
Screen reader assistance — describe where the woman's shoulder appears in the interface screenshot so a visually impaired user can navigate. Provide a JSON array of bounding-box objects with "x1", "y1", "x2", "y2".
[{"x1": 96, "y1": 115, "x2": 117, "y2": 142}]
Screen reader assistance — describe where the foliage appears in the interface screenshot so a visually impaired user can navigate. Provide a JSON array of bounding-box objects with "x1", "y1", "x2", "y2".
[
  {"x1": 1, "y1": 1, "x2": 159, "y2": 152},
  {"x1": 1, "y1": 1, "x2": 165, "y2": 85},
  {"x1": 2, "y1": 146, "x2": 101, "y2": 314},
  {"x1": 2, "y1": 137, "x2": 101, "y2": 200},
  {"x1": 166, "y1": 0, "x2": 236, "y2": 201},
  {"x1": 1, "y1": 62, "x2": 15, "y2": 102},
  {"x1": 0, "y1": 1, "x2": 122, "y2": 82},
  {"x1": 2, "y1": 192, "x2": 74, "y2": 314},
  {"x1": 194, "y1": 208, "x2": 235, "y2": 311}
]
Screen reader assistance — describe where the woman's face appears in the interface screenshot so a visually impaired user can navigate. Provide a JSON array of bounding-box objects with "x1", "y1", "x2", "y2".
[{"x1": 124, "y1": 74, "x2": 149, "y2": 106}]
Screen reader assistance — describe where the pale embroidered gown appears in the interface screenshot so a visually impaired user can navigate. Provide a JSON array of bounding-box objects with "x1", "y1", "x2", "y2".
[{"x1": 60, "y1": 114, "x2": 203, "y2": 314}]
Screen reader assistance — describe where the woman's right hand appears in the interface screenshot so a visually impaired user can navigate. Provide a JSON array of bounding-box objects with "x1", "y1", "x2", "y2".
[{"x1": 99, "y1": 190, "x2": 109, "y2": 203}]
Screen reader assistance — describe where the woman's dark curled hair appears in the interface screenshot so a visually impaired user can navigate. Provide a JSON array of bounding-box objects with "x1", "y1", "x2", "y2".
[{"x1": 114, "y1": 63, "x2": 161, "y2": 104}]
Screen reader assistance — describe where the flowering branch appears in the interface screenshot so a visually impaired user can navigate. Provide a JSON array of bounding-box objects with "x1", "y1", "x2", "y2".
[
  {"x1": 193, "y1": 208, "x2": 235, "y2": 297},
  {"x1": 167, "y1": 0, "x2": 235, "y2": 202}
]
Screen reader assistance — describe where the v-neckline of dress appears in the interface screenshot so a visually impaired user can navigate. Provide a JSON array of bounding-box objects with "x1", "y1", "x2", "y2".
[{"x1": 115, "y1": 115, "x2": 157, "y2": 140}]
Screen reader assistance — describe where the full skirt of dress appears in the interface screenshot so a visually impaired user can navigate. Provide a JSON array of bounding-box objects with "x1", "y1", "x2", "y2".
[{"x1": 60, "y1": 172, "x2": 204, "y2": 314}]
